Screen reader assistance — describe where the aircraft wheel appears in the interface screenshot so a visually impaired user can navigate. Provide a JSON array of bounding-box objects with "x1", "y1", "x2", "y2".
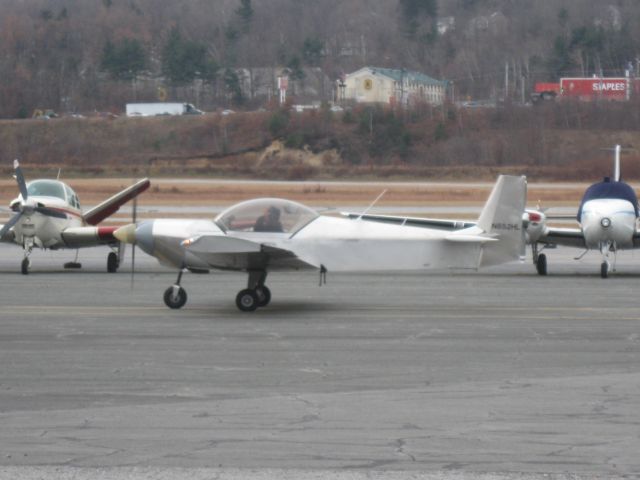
[
  {"x1": 536, "y1": 253, "x2": 547, "y2": 276},
  {"x1": 21, "y1": 258, "x2": 30, "y2": 275},
  {"x1": 600, "y1": 262, "x2": 609, "y2": 279},
  {"x1": 163, "y1": 286, "x2": 188, "y2": 309},
  {"x1": 236, "y1": 289, "x2": 259, "y2": 312},
  {"x1": 107, "y1": 252, "x2": 119, "y2": 273},
  {"x1": 255, "y1": 286, "x2": 271, "y2": 307}
]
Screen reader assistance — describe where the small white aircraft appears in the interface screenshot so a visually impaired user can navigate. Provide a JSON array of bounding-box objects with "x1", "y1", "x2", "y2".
[
  {"x1": 114, "y1": 175, "x2": 527, "y2": 311},
  {"x1": 0, "y1": 160, "x2": 150, "y2": 274},
  {"x1": 527, "y1": 145, "x2": 640, "y2": 278}
]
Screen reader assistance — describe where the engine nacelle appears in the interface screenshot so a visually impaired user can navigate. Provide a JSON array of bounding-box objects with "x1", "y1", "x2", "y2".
[{"x1": 522, "y1": 209, "x2": 546, "y2": 244}]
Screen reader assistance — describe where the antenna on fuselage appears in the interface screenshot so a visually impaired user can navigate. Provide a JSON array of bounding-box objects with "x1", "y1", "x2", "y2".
[
  {"x1": 56, "y1": 168, "x2": 62, "y2": 180},
  {"x1": 357, "y1": 189, "x2": 388, "y2": 220}
]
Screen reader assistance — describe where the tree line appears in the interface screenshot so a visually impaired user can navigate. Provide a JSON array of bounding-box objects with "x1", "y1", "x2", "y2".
[{"x1": 1, "y1": 0, "x2": 639, "y2": 117}]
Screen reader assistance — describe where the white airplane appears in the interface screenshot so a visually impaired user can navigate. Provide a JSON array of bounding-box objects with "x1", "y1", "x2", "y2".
[
  {"x1": 0, "y1": 160, "x2": 150, "y2": 274},
  {"x1": 527, "y1": 145, "x2": 640, "y2": 278},
  {"x1": 114, "y1": 175, "x2": 527, "y2": 311}
]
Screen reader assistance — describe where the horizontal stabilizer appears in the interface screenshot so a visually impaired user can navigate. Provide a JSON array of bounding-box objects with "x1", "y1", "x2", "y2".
[{"x1": 445, "y1": 233, "x2": 498, "y2": 243}]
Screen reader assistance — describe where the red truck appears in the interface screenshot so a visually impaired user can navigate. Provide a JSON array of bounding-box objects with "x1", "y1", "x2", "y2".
[{"x1": 532, "y1": 77, "x2": 640, "y2": 102}]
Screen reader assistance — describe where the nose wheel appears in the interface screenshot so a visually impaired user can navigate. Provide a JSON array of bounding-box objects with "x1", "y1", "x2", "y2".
[
  {"x1": 164, "y1": 285, "x2": 188, "y2": 309},
  {"x1": 163, "y1": 270, "x2": 188, "y2": 309}
]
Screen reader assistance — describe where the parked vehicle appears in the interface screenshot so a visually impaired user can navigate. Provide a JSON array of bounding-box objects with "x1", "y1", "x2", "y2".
[
  {"x1": 125, "y1": 103, "x2": 203, "y2": 117},
  {"x1": 531, "y1": 77, "x2": 640, "y2": 103}
]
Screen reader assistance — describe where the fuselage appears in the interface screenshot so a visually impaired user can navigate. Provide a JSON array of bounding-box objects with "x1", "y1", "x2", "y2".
[
  {"x1": 131, "y1": 217, "x2": 487, "y2": 273},
  {"x1": 577, "y1": 179, "x2": 638, "y2": 250},
  {"x1": 9, "y1": 180, "x2": 84, "y2": 248}
]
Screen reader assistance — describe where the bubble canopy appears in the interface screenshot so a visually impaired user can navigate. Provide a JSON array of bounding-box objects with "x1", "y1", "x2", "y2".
[{"x1": 215, "y1": 198, "x2": 319, "y2": 234}]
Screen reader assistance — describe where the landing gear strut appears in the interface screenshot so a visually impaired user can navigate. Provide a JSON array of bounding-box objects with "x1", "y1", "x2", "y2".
[
  {"x1": 163, "y1": 269, "x2": 188, "y2": 309},
  {"x1": 235, "y1": 270, "x2": 271, "y2": 312},
  {"x1": 21, "y1": 239, "x2": 34, "y2": 275},
  {"x1": 600, "y1": 241, "x2": 615, "y2": 279}
]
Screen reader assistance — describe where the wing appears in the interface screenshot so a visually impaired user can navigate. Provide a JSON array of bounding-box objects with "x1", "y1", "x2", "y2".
[
  {"x1": 538, "y1": 227, "x2": 586, "y2": 248},
  {"x1": 341, "y1": 212, "x2": 475, "y2": 230},
  {"x1": 60, "y1": 226, "x2": 120, "y2": 248},
  {"x1": 0, "y1": 223, "x2": 13, "y2": 243},
  {"x1": 183, "y1": 234, "x2": 318, "y2": 271},
  {"x1": 83, "y1": 178, "x2": 150, "y2": 226}
]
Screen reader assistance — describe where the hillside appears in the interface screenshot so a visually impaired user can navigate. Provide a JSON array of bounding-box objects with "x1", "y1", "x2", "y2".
[{"x1": 3, "y1": 102, "x2": 640, "y2": 181}]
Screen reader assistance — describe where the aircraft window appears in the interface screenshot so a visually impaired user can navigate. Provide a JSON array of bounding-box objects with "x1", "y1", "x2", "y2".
[
  {"x1": 215, "y1": 198, "x2": 319, "y2": 234},
  {"x1": 26, "y1": 180, "x2": 66, "y2": 200},
  {"x1": 64, "y1": 185, "x2": 81, "y2": 208}
]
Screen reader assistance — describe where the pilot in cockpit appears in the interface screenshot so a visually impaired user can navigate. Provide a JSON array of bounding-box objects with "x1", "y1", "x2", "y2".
[{"x1": 254, "y1": 206, "x2": 284, "y2": 232}]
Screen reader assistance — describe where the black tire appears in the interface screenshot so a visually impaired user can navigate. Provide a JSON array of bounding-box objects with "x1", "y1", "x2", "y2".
[
  {"x1": 600, "y1": 262, "x2": 609, "y2": 279},
  {"x1": 536, "y1": 253, "x2": 547, "y2": 276},
  {"x1": 21, "y1": 258, "x2": 29, "y2": 275},
  {"x1": 256, "y1": 286, "x2": 271, "y2": 307},
  {"x1": 163, "y1": 286, "x2": 188, "y2": 309},
  {"x1": 107, "y1": 252, "x2": 118, "y2": 273},
  {"x1": 236, "y1": 289, "x2": 259, "y2": 312}
]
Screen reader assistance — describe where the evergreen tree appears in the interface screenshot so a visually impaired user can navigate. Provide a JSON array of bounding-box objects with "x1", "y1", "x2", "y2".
[
  {"x1": 162, "y1": 28, "x2": 218, "y2": 85},
  {"x1": 100, "y1": 38, "x2": 146, "y2": 81},
  {"x1": 235, "y1": 0, "x2": 254, "y2": 32}
]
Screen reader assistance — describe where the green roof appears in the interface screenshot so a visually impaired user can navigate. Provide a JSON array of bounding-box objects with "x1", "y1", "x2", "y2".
[{"x1": 365, "y1": 67, "x2": 447, "y2": 86}]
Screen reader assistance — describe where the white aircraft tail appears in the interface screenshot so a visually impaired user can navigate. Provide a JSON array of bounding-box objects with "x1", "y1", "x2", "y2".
[{"x1": 475, "y1": 175, "x2": 527, "y2": 267}]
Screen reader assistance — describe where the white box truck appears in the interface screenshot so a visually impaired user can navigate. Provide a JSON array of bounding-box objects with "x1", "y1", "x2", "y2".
[{"x1": 125, "y1": 103, "x2": 203, "y2": 116}]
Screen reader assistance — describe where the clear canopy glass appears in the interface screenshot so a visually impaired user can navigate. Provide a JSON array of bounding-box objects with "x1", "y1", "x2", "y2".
[
  {"x1": 215, "y1": 198, "x2": 319, "y2": 234},
  {"x1": 26, "y1": 180, "x2": 79, "y2": 208}
]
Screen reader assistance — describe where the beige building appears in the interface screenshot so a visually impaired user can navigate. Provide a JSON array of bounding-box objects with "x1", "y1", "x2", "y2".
[{"x1": 338, "y1": 67, "x2": 448, "y2": 106}]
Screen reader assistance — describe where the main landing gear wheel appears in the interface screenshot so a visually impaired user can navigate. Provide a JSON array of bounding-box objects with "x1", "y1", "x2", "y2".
[
  {"x1": 600, "y1": 262, "x2": 609, "y2": 279},
  {"x1": 21, "y1": 258, "x2": 30, "y2": 275},
  {"x1": 536, "y1": 253, "x2": 547, "y2": 276},
  {"x1": 236, "y1": 289, "x2": 259, "y2": 312},
  {"x1": 107, "y1": 252, "x2": 119, "y2": 273},
  {"x1": 255, "y1": 286, "x2": 271, "y2": 307},
  {"x1": 164, "y1": 286, "x2": 188, "y2": 309}
]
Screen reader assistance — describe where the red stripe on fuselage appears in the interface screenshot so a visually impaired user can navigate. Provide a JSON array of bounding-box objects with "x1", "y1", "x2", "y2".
[
  {"x1": 45, "y1": 206, "x2": 83, "y2": 219},
  {"x1": 97, "y1": 226, "x2": 118, "y2": 242}
]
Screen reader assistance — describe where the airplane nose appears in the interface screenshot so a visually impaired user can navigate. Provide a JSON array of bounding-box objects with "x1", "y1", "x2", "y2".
[
  {"x1": 114, "y1": 223, "x2": 137, "y2": 244},
  {"x1": 600, "y1": 217, "x2": 611, "y2": 228}
]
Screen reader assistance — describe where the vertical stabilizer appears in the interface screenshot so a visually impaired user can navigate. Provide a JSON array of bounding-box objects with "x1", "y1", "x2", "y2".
[
  {"x1": 476, "y1": 175, "x2": 527, "y2": 267},
  {"x1": 614, "y1": 144, "x2": 621, "y2": 182}
]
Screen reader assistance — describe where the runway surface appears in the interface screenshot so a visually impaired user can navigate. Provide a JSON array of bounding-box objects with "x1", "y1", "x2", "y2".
[{"x1": 0, "y1": 245, "x2": 639, "y2": 479}]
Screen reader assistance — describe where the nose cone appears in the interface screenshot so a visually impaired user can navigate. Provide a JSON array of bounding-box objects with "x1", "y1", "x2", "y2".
[{"x1": 114, "y1": 223, "x2": 137, "y2": 244}]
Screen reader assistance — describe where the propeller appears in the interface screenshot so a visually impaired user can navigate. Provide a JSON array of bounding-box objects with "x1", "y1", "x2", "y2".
[
  {"x1": 130, "y1": 192, "x2": 138, "y2": 288},
  {"x1": 1, "y1": 160, "x2": 30, "y2": 240}
]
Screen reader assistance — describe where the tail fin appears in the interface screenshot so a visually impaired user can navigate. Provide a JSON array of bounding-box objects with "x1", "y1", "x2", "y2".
[{"x1": 476, "y1": 175, "x2": 527, "y2": 267}]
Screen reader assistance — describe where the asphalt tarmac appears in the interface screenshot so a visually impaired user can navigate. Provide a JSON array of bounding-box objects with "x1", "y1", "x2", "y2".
[{"x1": 0, "y1": 245, "x2": 639, "y2": 479}]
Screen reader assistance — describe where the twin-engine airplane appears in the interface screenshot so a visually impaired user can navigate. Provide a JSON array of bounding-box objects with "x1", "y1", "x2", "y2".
[
  {"x1": 527, "y1": 145, "x2": 640, "y2": 278},
  {"x1": 114, "y1": 175, "x2": 527, "y2": 311},
  {"x1": 0, "y1": 160, "x2": 150, "y2": 274}
]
